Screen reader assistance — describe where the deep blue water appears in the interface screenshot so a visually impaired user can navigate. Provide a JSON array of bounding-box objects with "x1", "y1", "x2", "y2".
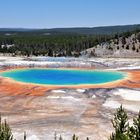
[{"x1": 0, "y1": 68, "x2": 126, "y2": 85}]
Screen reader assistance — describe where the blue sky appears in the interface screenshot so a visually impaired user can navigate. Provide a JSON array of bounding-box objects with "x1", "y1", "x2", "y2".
[{"x1": 0, "y1": 0, "x2": 140, "y2": 28}]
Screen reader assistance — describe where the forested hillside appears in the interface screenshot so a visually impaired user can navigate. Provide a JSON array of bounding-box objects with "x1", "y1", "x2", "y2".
[
  {"x1": 0, "y1": 24, "x2": 140, "y2": 57},
  {"x1": 0, "y1": 34, "x2": 113, "y2": 57}
]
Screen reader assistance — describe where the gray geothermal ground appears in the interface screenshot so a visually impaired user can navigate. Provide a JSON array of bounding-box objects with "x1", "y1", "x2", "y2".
[{"x1": 0, "y1": 56, "x2": 140, "y2": 140}]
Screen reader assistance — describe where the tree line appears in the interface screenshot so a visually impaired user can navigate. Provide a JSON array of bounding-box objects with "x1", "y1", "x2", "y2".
[{"x1": 0, "y1": 34, "x2": 112, "y2": 57}]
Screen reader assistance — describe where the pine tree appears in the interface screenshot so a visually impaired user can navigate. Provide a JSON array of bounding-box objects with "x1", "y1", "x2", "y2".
[
  {"x1": 109, "y1": 105, "x2": 130, "y2": 140},
  {"x1": 72, "y1": 134, "x2": 76, "y2": 140},
  {"x1": 59, "y1": 135, "x2": 63, "y2": 140},
  {"x1": 48, "y1": 48, "x2": 53, "y2": 56},
  {"x1": 72, "y1": 134, "x2": 78, "y2": 140},
  {"x1": 133, "y1": 112, "x2": 140, "y2": 140},
  {"x1": 0, "y1": 116, "x2": 13, "y2": 140},
  {"x1": 129, "y1": 112, "x2": 140, "y2": 140},
  {"x1": 54, "y1": 132, "x2": 57, "y2": 140},
  {"x1": 24, "y1": 131, "x2": 26, "y2": 140},
  {"x1": 128, "y1": 126, "x2": 135, "y2": 140}
]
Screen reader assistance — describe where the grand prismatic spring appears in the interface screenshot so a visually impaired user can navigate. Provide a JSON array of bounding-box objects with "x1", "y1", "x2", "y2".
[{"x1": 0, "y1": 68, "x2": 126, "y2": 86}]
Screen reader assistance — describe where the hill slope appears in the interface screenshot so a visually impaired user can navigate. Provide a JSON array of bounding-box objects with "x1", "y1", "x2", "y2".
[{"x1": 81, "y1": 32, "x2": 140, "y2": 58}]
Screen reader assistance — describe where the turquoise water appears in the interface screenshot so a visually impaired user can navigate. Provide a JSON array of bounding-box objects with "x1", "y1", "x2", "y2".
[{"x1": 0, "y1": 68, "x2": 126, "y2": 85}]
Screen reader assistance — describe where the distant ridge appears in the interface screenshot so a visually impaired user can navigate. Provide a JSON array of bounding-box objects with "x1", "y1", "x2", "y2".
[
  {"x1": 0, "y1": 24, "x2": 140, "y2": 35},
  {"x1": 0, "y1": 28, "x2": 35, "y2": 32}
]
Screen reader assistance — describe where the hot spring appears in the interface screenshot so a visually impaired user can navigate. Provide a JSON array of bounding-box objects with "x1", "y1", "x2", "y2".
[{"x1": 0, "y1": 68, "x2": 127, "y2": 86}]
